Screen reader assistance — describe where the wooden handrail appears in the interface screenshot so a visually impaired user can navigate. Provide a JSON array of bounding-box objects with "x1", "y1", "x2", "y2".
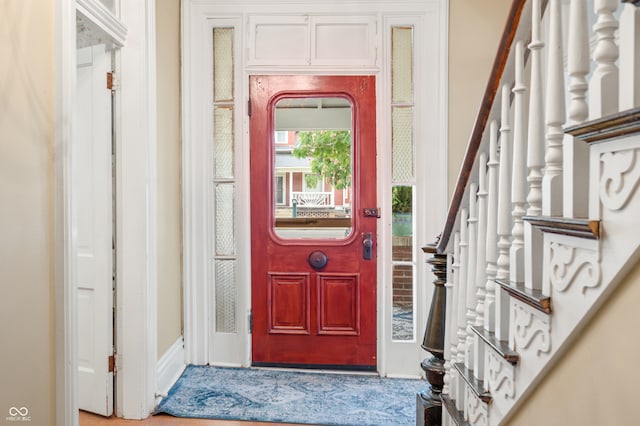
[{"x1": 436, "y1": 0, "x2": 528, "y2": 254}]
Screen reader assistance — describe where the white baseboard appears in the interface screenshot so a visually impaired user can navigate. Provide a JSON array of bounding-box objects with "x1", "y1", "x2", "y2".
[{"x1": 156, "y1": 336, "x2": 186, "y2": 401}]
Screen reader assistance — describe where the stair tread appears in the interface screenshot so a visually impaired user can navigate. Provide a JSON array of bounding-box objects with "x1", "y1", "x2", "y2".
[
  {"x1": 523, "y1": 215, "x2": 600, "y2": 239},
  {"x1": 471, "y1": 326, "x2": 519, "y2": 364},
  {"x1": 565, "y1": 106, "x2": 640, "y2": 144},
  {"x1": 494, "y1": 279, "x2": 552, "y2": 314},
  {"x1": 452, "y1": 362, "x2": 492, "y2": 403},
  {"x1": 441, "y1": 393, "x2": 470, "y2": 426}
]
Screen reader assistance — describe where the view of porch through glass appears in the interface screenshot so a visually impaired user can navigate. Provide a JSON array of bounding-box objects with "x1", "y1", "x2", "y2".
[{"x1": 273, "y1": 97, "x2": 354, "y2": 240}]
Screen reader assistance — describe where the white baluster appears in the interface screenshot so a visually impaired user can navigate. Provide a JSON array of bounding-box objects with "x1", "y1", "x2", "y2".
[
  {"x1": 619, "y1": 1, "x2": 640, "y2": 110},
  {"x1": 527, "y1": 0, "x2": 545, "y2": 218},
  {"x1": 511, "y1": 41, "x2": 527, "y2": 284},
  {"x1": 496, "y1": 84, "x2": 513, "y2": 282},
  {"x1": 444, "y1": 232, "x2": 460, "y2": 396},
  {"x1": 455, "y1": 208, "x2": 469, "y2": 408},
  {"x1": 484, "y1": 121, "x2": 499, "y2": 333},
  {"x1": 465, "y1": 184, "x2": 478, "y2": 373},
  {"x1": 524, "y1": 0, "x2": 546, "y2": 293},
  {"x1": 568, "y1": 0, "x2": 589, "y2": 123},
  {"x1": 475, "y1": 158, "x2": 488, "y2": 327},
  {"x1": 474, "y1": 155, "x2": 488, "y2": 381},
  {"x1": 589, "y1": 0, "x2": 620, "y2": 118},
  {"x1": 565, "y1": 0, "x2": 591, "y2": 218},
  {"x1": 543, "y1": 0, "x2": 566, "y2": 217},
  {"x1": 496, "y1": 84, "x2": 512, "y2": 342}
]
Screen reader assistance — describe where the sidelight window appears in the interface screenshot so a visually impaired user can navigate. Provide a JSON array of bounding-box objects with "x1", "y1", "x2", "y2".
[
  {"x1": 213, "y1": 27, "x2": 237, "y2": 333},
  {"x1": 390, "y1": 26, "x2": 416, "y2": 341}
]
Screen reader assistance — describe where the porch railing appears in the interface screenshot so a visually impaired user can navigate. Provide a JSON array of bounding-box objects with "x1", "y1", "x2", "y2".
[{"x1": 291, "y1": 191, "x2": 334, "y2": 207}]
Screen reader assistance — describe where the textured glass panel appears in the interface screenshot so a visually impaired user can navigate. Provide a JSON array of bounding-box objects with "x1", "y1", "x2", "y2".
[
  {"x1": 215, "y1": 259, "x2": 236, "y2": 333},
  {"x1": 392, "y1": 264, "x2": 414, "y2": 341},
  {"x1": 215, "y1": 183, "x2": 235, "y2": 256},
  {"x1": 392, "y1": 107, "x2": 414, "y2": 181},
  {"x1": 392, "y1": 27, "x2": 413, "y2": 103},
  {"x1": 213, "y1": 28, "x2": 234, "y2": 102},
  {"x1": 214, "y1": 107, "x2": 234, "y2": 178}
]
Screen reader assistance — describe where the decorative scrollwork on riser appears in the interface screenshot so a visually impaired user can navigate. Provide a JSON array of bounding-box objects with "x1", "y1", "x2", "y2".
[
  {"x1": 600, "y1": 148, "x2": 640, "y2": 211},
  {"x1": 486, "y1": 350, "x2": 515, "y2": 401},
  {"x1": 466, "y1": 386, "x2": 488, "y2": 426},
  {"x1": 511, "y1": 300, "x2": 551, "y2": 356},
  {"x1": 549, "y1": 242, "x2": 601, "y2": 294}
]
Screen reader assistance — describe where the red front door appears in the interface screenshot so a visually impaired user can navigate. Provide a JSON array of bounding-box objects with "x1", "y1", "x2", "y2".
[{"x1": 250, "y1": 75, "x2": 377, "y2": 369}]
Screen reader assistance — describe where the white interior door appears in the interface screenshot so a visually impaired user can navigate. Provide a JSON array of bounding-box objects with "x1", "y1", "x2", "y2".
[{"x1": 75, "y1": 44, "x2": 114, "y2": 416}]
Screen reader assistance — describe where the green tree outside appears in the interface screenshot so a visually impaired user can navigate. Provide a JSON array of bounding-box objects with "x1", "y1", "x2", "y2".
[{"x1": 292, "y1": 130, "x2": 352, "y2": 190}]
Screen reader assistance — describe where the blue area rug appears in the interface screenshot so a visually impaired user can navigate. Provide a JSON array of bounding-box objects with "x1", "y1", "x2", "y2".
[{"x1": 155, "y1": 365, "x2": 424, "y2": 425}]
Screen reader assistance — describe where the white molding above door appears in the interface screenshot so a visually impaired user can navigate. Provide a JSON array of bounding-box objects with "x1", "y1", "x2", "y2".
[{"x1": 76, "y1": 0, "x2": 127, "y2": 48}]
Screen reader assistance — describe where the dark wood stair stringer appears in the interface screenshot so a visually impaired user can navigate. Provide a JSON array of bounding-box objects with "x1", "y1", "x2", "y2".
[
  {"x1": 523, "y1": 216, "x2": 600, "y2": 240},
  {"x1": 441, "y1": 393, "x2": 470, "y2": 426},
  {"x1": 471, "y1": 326, "x2": 520, "y2": 365},
  {"x1": 494, "y1": 279, "x2": 552, "y2": 314},
  {"x1": 565, "y1": 106, "x2": 640, "y2": 144},
  {"x1": 452, "y1": 362, "x2": 492, "y2": 404}
]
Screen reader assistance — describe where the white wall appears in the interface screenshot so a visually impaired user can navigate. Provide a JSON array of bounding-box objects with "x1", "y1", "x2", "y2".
[
  {"x1": 448, "y1": 0, "x2": 512, "y2": 194},
  {"x1": 156, "y1": 0, "x2": 183, "y2": 360},
  {"x1": 0, "y1": 1, "x2": 55, "y2": 424}
]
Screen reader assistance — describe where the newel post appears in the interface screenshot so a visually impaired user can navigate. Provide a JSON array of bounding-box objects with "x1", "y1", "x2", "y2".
[{"x1": 416, "y1": 241, "x2": 447, "y2": 426}]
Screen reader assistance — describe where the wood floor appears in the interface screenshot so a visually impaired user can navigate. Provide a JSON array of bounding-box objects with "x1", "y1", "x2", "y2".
[{"x1": 80, "y1": 411, "x2": 304, "y2": 426}]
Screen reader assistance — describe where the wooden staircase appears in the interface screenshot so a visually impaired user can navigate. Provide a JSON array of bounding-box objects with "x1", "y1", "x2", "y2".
[{"x1": 417, "y1": 0, "x2": 640, "y2": 424}]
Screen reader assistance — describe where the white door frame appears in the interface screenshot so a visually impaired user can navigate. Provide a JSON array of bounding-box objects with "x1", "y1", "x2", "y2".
[
  {"x1": 55, "y1": 0, "x2": 158, "y2": 423},
  {"x1": 182, "y1": 0, "x2": 448, "y2": 377}
]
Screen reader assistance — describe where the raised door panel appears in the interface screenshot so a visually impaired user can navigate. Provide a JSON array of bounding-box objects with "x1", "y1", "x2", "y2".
[
  {"x1": 311, "y1": 16, "x2": 377, "y2": 66},
  {"x1": 268, "y1": 273, "x2": 310, "y2": 334},
  {"x1": 247, "y1": 15, "x2": 378, "y2": 68},
  {"x1": 317, "y1": 274, "x2": 360, "y2": 335},
  {"x1": 248, "y1": 16, "x2": 309, "y2": 65}
]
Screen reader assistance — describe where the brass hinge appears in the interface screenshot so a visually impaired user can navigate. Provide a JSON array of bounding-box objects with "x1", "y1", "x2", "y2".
[
  {"x1": 107, "y1": 72, "x2": 114, "y2": 90},
  {"x1": 108, "y1": 354, "x2": 116, "y2": 373},
  {"x1": 247, "y1": 99, "x2": 252, "y2": 117}
]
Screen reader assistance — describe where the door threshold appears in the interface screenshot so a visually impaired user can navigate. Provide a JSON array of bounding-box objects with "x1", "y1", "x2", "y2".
[{"x1": 251, "y1": 362, "x2": 378, "y2": 375}]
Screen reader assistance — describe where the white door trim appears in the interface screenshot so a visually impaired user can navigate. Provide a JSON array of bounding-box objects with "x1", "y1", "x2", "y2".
[
  {"x1": 55, "y1": 0, "x2": 78, "y2": 424},
  {"x1": 182, "y1": 0, "x2": 449, "y2": 375},
  {"x1": 181, "y1": 0, "x2": 211, "y2": 365},
  {"x1": 116, "y1": 0, "x2": 158, "y2": 418},
  {"x1": 55, "y1": 0, "x2": 159, "y2": 422}
]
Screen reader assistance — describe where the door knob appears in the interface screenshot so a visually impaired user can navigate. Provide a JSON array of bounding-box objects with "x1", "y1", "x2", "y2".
[
  {"x1": 308, "y1": 250, "x2": 328, "y2": 269},
  {"x1": 363, "y1": 232, "x2": 373, "y2": 260}
]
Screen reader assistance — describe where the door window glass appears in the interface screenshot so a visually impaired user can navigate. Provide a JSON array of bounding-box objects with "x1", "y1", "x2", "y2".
[{"x1": 273, "y1": 97, "x2": 353, "y2": 240}]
